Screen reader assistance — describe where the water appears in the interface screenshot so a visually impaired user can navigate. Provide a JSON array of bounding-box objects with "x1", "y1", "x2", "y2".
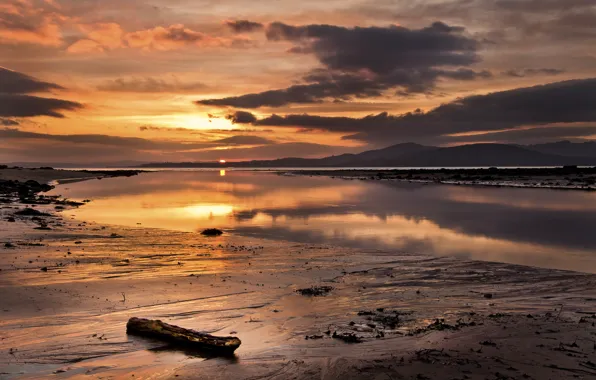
[{"x1": 49, "y1": 170, "x2": 596, "y2": 273}]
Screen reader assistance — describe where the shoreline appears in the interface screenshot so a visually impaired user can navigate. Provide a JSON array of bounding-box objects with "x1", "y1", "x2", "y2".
[
  {"x1": 0, "y1": 167, "x2": 143, "y2": 184},
  {"x1": 284, "y1": 166, "x2": 596, "y2": 191},
  {"x1": 1, "y1": 169, "x2": 596, "y2": 379}
]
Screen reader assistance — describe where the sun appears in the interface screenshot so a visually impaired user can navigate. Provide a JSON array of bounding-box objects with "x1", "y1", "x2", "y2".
[{"x1": 219, "y1": 159, "x2": 226, "y2": 164}]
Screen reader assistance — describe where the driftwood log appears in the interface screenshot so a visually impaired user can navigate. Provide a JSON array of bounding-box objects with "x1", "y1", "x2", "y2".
[{"x1": 126, "y1": 317, "x2": 241, "y2": 354}]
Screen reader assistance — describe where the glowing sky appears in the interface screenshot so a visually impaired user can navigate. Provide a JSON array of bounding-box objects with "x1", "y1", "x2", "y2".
[{"x1": 1, "y1": 0, "x2": 596, "y2": 163}]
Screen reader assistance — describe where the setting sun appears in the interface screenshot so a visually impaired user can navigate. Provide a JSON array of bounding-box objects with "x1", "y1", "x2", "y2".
[{"x1": 219, "y1": 159, "x2": 226, "y2": 163}]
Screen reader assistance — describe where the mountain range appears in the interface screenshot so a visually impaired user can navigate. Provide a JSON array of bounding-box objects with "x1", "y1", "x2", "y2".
[{"x1": 141, "y1": 141, "x2": 596, "y2": 168}]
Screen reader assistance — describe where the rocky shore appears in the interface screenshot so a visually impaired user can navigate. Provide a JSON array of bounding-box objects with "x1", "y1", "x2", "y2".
[{"x1": 287, "y1": 166, "x2": 596, "y2": 191}]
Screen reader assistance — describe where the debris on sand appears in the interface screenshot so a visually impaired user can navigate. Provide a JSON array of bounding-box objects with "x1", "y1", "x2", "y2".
[
  {"x1": 408, "y1": 318, "x2": 476, "y2": 335},
  {"x1": 126, "y1": 317, "x2": 241, "y2": 354},
  {"x1": 14, "y1": 208, "x2": 51, "y2": 217},
  {"x1": 332, "y1": 331, "x2": 363, "y2": 343},
  {"x1": 296, "y1": 285, "x2": 334, "y2": 296},
  {"x1": 201, "y1": 228, "x2": 223, "y2": 236}
]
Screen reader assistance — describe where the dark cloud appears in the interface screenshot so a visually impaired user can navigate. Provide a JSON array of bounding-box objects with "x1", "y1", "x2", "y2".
[
  {"x1": 446, "y1": 125, "x2": 596, "y2": 144},
  {"x1": 232, "y1": 78, "x2": 596, "y2": 144},
  {"x1": 214, "y1": 135, "x2": 274, "y2": 145},
  {"x1": 0, "y1": 94, "x2": 83, "y2": 118},
  {"x1": 265, "y1": 21, "x2": 477, "y2": 74},
  {"x1": 98, "y1": 77, "x2": 209, "y2": 93},
  {"x1": 503, "y1": 68, "x2": 565, "y2": 78},
  {"x1": 0, "y1": 67, "x2": 63, "y2": 94},
  {"x1": 0, "y1": 67, "x2": 83, "y2": 118},
  {"x1": 197, "y1": 21, "x2": 486, "y2": 108},
  {"x1": 225, "y1": 20, "x2": 264, "y2": 33},
  {"x1": 226, "y1": 111, "x2": 258, "y2": 123}
]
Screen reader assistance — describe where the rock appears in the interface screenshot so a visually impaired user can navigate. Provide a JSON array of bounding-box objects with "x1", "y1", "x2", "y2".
[
  {"x1": 332, "y1": 331, "x2": 363, "y2": 343},
  {"x1": 14, "y1": 208, "x2": 51, "y2": 217},
  {"x1": 201, "y1": 228, "x2": 223, "y2": 236},
  {"x1": 296, "y1": 286, "x2": 333, "y2": 296}
]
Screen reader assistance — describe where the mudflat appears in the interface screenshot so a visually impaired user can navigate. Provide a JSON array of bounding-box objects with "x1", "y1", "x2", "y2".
[{"x1": 0, "y1": 170, "x2": 595, "y2": 379}]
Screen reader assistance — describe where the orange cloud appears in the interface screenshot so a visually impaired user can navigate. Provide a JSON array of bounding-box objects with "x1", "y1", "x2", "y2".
[
  {"x1": 0, "y1": 0, "x2": 63, "y2": 46},
  {"x1": 67, "y1": 23, "x2": 251, "y2": 53},
  {"x1": 67, "y1": 23, "x2": 124, "y2": 53}
]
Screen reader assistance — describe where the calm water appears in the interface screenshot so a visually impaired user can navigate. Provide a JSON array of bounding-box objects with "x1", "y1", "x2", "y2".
[{"x1": 49, "y1": 170, "x2": 596, "y2": 273}]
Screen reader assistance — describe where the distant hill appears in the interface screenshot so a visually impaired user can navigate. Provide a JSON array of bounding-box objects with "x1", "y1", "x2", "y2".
[
  {"x1": 140, "y1": 141, "x2": 596, "y2": 168},
  {"x1": 388, "y1": 143, "x2": 595, "y2": 167},
  {"x1": 527, "y1": 141, "x2": 596, "y2": 158}
]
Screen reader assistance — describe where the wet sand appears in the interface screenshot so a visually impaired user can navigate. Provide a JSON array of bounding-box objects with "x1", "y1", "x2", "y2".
[{"x1": 1, "y1": 171, "x2": 596, "y2": 379}]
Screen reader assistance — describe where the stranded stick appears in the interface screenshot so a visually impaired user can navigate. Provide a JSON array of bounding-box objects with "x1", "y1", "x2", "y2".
[{"x1": 126, "y1": 317, "x2": 241, "y2": 354}]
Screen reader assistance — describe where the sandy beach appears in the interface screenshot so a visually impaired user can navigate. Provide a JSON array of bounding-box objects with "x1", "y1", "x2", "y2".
[{"x1": 1, "y1": 169, "x2": 596, "y2": 379}]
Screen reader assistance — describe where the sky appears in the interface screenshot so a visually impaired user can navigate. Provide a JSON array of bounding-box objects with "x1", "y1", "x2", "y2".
[{"x1": 1, "y1": 0, "x2": 596, "y2": 164}]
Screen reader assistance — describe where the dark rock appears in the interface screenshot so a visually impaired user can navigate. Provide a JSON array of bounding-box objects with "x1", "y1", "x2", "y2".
[
  {"x1": 201, "y1": 228, "x2": 223, "y2": 236},
  {"x1": 332, "y1": 331, "x2": 363, "y2": 343},
  {"x1": 296, "y1": 286, "x2": 333, "y2": 296},
  {"x1": 14, "y1": 208, "x2": 51, "y2": 217}
]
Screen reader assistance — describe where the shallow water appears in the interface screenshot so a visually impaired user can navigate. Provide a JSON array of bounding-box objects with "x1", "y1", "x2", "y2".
[{"x1": 48, "y1": 170, "x2": 596, "y2": 273}]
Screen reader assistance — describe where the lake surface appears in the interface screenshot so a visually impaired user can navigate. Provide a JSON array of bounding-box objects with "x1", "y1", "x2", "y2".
[{"x1": 50, "y1": 170, "x2": 596, "y2": 273}]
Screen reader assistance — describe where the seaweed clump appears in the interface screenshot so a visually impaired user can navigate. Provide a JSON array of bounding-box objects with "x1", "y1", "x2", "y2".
[{"x1": 296, "y1": 286, "x2": 333, "y2": 296}]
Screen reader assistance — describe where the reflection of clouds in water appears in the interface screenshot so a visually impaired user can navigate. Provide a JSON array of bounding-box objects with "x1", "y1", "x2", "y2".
[{"x1": 50, "y1": 171, "x2": 596, "y2": 272}]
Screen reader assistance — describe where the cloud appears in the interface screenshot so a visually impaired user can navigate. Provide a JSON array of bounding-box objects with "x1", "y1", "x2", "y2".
[
  {"x1": 0, "y1": 0, "x2": 63, "y2": 46},
  {"x1": 0, "y1": 128, "x2": 212, "y2": 150},
  {"x1": 214, "y1": 135, "x2": 274, "y2": 145},
  {"x1": 0, "y1": 67, "x2": 83, "y2": 118},
  {"x1": 226, "y1": 111, "x2": 257, "y2": 124},
  {"x1": 265, "y1": 21, "x2": 476, "y2": 73},
  {"x1": 0, "y1": 128, "x2": 353, "y2": 163},
  {"x1": 67, "y1": 23, "x2": 252, "y2": 53},
  {"x1": 139, "y1": 125, "x2": 198, "y2": 132},
  {"x1": 449, "y1": 124, "x2": 596, "y2": 144},
  {"x1": 0, "y1": 94, "x2": 82, "y2": 118},
  {"x1": 231, "y1": 78, "x2": 596, "y2": 144},
  {"x1": 98, "y1": 77, "x2": 209, "y2": 93},
  {"x1": 197, "y1": 21, "x2": 486, "y2": 108},
  {"x1": 503, "y1": 68, "x2": 565, "y2": 78},
  {"x1": 225, "y1": 20, "x2": 264, "y2": 33},
  {"x1": 0, "y1": 66, "x2": 63, "y2": 94}
]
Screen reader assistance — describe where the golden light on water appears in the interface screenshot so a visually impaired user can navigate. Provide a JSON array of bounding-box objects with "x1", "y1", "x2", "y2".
[{"x1": 220, "y1": 169, "x2": 226, "y2": 177}]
